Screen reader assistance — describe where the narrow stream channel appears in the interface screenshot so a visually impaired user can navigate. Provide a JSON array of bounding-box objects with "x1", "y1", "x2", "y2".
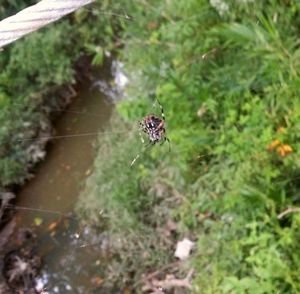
[{"x1": 5, "y1": 64, "x2": 116, "y2": 293}]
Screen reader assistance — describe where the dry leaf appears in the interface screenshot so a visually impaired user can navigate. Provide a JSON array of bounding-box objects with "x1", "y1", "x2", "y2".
[
  {"x1": 267, "y1": 139, "x2": 281, "y2": 151},
  {"x1": 277, "y1": 144, "x2": 293, "y2": 157},
  {"x1": 48, "y1": 221, "x2": 59, "y2": 231},
  {"x1": 147, "y1": 21, "x2": 158, "y2": 30},
  {"x1": 91, "y1": 276, "x2": 103, "y2": 287},
  {"x1": 123, "y1": 287, "x2": 131, "y2": 294}
]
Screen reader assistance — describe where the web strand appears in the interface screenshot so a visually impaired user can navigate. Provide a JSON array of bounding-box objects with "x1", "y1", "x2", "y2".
[
  {"x1": 82, "y1": 5, "x2": 132, "y2": 20},
  {"x1": 16, "y1": 129, "x2": 136, "y2": 142}
]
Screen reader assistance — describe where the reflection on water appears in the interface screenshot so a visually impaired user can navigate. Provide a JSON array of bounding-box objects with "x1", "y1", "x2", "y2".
[{"x1": 10, "y1": 68, "x2": 115, "y2": 293}]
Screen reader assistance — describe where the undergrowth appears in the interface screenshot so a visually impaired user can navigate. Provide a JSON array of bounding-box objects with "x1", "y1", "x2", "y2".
[
  {"x1": 3, "y1": 0, "x2": 300, "y2": 292},
  {"x1": 78, "y1": 0, "x2": 300, "y2": 292},
  {"x1": 77, "y1": 114, "x2": 186, "y2": 288},
  {"x1": 0, "y1": 0, "x2": 125, "y2": 187}
]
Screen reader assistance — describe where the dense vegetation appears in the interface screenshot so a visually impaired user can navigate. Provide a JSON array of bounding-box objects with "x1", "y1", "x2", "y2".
[
  {"x1": 78, "y1": 0, "x2": 300, "y2": 292},
  {"x1": 0, "y1": 0, "x2": 119, "y2": 187},
  {"x1": 2, "y1": 0, "x2": 300, "y2": 292}
]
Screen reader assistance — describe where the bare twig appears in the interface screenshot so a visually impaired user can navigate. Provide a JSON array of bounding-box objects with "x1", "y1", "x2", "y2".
[
  {"x1": 143, "y1": 269, "x2": 195, "y2": 293},
  {"x1": 145, "y1": 261, "x2": 180, "y2": 281},
  {"x1": 277, "y1": 207, "x2": 300, "y2": 219}
]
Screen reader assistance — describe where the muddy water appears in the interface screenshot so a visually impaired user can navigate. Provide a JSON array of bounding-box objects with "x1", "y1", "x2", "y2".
[
  {"x1": 10, "y1": 70, "x2": 115, "y2": 293},
  {"x1": 16, "y1": 85, "x2": 112, "y2": 221}
]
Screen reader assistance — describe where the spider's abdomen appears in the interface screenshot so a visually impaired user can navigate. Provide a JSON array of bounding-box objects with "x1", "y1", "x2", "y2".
[
  {"x1": 144, "y1": 115, "x2": 162, "y2": 129},
  {"x1": 141, "y1": 115, "x2": 165, "y2": 143}
]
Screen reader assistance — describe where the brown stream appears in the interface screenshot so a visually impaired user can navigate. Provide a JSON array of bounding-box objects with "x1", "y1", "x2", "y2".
[{"x1": 6, "y1": 66, "x2": 117, "y2": 293}]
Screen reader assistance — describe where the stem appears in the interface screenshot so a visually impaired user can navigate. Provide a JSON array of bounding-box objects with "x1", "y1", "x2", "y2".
[{"x1": 277, "y1": 207, "x2": 300, "y2": 219}]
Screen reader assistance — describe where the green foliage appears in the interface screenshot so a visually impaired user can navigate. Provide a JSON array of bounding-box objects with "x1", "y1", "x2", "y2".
[
  {"x1": 0, "y1": 0, "x2": 127, "y2": 186},
  {"x1": 5, "y1": 23, "x2": 74, "y2": 90},
  {"x1": 78, "y1": 0, "x2": 300, "y2": 292},
  {"x1": 76, "y1": 115, "x2": 178, "y2": 287},
  {"x1": 3, "y1": 0, "x2": 300, "y2": 291}
]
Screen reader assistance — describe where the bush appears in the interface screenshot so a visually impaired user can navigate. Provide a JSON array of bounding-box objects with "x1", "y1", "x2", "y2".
[
  {"x1": 0, "y1": 0, "x2": 126, "y2": 186},
  {"x1": 79, "y1": 0, "x2": 300, "y2": 292}
]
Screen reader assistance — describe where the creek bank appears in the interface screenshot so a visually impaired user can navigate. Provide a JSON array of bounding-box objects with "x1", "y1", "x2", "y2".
[
  {"x1": 0, "y1": 56, "x2": 104, "y2": 227},
  {"x1": 0, "y1": 56, "x2": 115, "y2": 293}
]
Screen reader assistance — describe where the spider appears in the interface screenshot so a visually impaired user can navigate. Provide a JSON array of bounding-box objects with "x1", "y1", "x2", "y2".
[{"x1": 131, "y1": 99, "x2": 170, "y2": 166}]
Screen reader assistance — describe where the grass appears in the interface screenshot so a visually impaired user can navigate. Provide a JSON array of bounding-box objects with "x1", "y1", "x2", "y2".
[
  {"x1": 76, "y1": 114, "x2": 183, "y2": 288},
  {"x1": 77, "y1": 0, "x2": 300, "y2": 292}
]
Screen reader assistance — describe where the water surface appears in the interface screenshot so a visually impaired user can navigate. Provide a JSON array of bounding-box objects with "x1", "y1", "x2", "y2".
[{"x1": 11, "y1": 70, "x2": 114, "y2": 293}]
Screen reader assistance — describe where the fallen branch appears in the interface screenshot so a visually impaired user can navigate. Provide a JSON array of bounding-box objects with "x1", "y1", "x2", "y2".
[
  {"x1": 144, "y1": 261, "x2": 180, "y2": 281},
  {"x1": 143, "y1": 269, "x2": 194, "y2": 293},
  {"x1": 277, "y1": 207, "x2": 300, "y2": 219}
]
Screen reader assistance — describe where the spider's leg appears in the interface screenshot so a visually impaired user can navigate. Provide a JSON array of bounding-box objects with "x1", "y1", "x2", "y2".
[
  {"x1": 154, "y1": 98, "x2": 165, "y2": 121},
  {"x1": 139, "y1": 129, "x2": 145, "y2": 144},
  {"x1": 130, "y1": 141, "x2": 154, "y2": 166},
  {"x1": 138, "y1": 121, "x2": 146, "y2": 143},
  {"x1": 145, "y1": 140, "x2": 156, "y2": 148},
  {"x1": 130, "y1": 153, "x2": 141, "y2": 166},
  {"x1": 166, "y1": 137, "x2": 171, "y2": 152},
  {"x1": 159, "y1": 135, "x2": 166, "y2": 146}
]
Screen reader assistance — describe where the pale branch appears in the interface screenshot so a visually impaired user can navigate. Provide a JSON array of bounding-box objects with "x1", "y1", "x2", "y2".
[{"x1": 277, "y1": 207, "x2": 300, "y2": 219}]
